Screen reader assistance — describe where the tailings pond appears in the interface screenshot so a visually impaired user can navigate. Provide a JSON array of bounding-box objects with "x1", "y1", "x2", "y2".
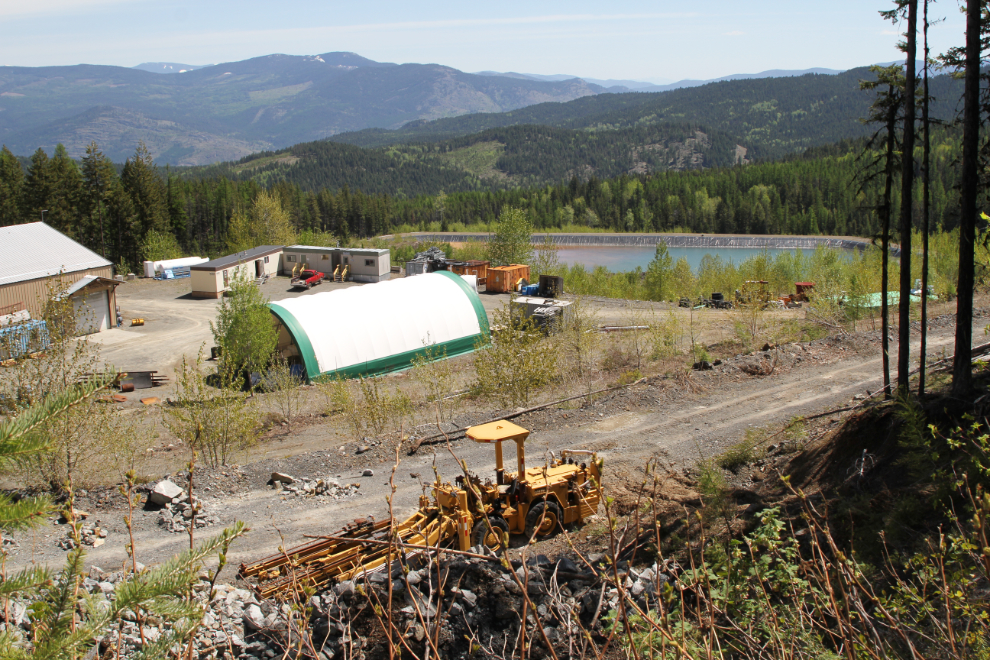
[{"x1": 556, "y1": 246, "x2": 827, "y2": 272}]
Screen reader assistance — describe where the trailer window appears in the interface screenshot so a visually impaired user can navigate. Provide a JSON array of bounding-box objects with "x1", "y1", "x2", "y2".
[
  {"x1": 365, "y1": 259, "x2": 374, "y2": 267},
  {"x1": 287, "y1": 255, "x2": 296, "y2": 262}
]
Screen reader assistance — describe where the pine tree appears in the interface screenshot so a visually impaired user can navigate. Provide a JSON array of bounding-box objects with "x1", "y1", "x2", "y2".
[
  {"x1": 884, "y1": 0, "x2": 918, "y2": 393},
  {"x1": 122, "y1": 142, "x2": 169, "y2": 240},
  {"x1": 919, "y1": 0, "x2": 933, "y2": 396},
  {"x1": 860, "y1": 65, "x2": 905, "y2": 398},
  {"x1": 23, "y1": 148, "x2": 53, "y2": 225},
  {"x1": 47, "y1": 144, "x2": 84, "y2": 237},
  {"x1": 81, "y1": 142, "x2": 117, "y2": 259},
  {"x1": 952, "y1": 0, "x2": 981, "y2": 396},
  {"x1": 0, "y1": 146, "x2": 24, "y2": 225}
]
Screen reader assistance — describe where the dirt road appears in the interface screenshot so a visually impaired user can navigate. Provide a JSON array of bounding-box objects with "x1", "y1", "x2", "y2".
[{"x1": 6, "y1": 313, "x2": 978, "y2": 576}]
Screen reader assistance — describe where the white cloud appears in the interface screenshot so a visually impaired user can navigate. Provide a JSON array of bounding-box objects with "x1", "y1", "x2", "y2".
[
  {"x1": 725, "y1": 30, "x2": 744, "y2": 36},
  {"x1": 0, "y1": 0, "x2": 138, "y2": 18}
]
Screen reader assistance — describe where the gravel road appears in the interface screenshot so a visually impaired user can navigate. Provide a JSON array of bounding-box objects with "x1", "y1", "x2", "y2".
[{"x1": 6, "y1": 309, "x2": 981, "y2": 579}]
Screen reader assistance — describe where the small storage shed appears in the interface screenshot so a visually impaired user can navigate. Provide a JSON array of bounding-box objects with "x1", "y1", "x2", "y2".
[
  {"x1": 59, "y1": 276, "x2": 123, "y2": 334},
  {"x1": 281, "y1": 246, "x2": 390, "y2": 283},
  {"x1": 487, "y1": 264, "x2": 530, "y2": 293},
  {"x1": 190, "y1": 246, "x2": 282, "y2": 298},
  {"x1": 0, "y1": 222, "x2": 117, "y2": 334},
  {"x1": 269, "y1": 271, "x2": 489, "y2": 381}
]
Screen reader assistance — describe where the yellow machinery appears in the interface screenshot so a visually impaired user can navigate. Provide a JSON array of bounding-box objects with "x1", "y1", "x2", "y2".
[{"x1": 238, "y1": 421, "x2": 602, "y2": 598}]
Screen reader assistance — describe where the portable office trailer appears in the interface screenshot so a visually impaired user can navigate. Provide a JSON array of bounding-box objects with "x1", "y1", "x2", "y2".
[
  {"x1": 190, "y1": 246, "x2": 283, "y2": 298},
  {"x1": 269, "y1": 271, "x2": 489, "y2": 382},
  {"x1": 487, "y1": 264, "x2": 530, "y2": 293},
  {"x1": 281, "y1": 246, "x2": 390, "y2": 282}
]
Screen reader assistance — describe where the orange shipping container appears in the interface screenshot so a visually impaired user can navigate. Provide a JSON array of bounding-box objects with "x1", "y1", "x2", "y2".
[
  {"x1": 448, "y1": 260, "x2": 490, "y2": 288},
  {"x1": 487, "y1": 264, "x2": 530, "y2": 293}
]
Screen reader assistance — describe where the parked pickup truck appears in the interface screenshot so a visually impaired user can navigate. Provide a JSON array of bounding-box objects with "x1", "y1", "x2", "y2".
[{"x1": 290, "y1": 269, "x2": 325, "y2": 290}]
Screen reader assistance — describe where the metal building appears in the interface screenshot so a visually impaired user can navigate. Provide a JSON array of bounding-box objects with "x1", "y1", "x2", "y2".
[
  {"x1": 0, "y1": 222, "x2": 119, "y2": 334},
  {"x1": 269, "y1": 271, "x2": 489, "y2": 381}
]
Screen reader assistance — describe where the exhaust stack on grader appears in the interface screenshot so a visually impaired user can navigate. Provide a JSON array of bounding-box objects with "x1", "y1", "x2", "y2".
[{"x1": 238, "y1": 421, "x2": 603, "y2": 598}]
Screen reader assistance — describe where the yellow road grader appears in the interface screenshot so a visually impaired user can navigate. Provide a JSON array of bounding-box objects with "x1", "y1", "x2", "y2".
[{"x1": 238, "y1": 421, "x2": 603, "y2": 598}]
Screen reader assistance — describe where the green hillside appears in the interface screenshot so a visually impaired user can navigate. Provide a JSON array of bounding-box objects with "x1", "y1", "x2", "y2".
[
  {"x1": 181, "y1": 122, "x2": 740, "y2": 196},
  {"x1": 331, "y1": 67, "x2": 964, "y2": 160}
]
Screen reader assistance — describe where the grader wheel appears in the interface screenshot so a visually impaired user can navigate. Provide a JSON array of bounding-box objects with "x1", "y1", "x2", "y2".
[
  {"x1": 525, "y1": 501, "x2": 562, "y2": 540},
  {"x1": 472, "y1": 516, "x2": 509, "y2": 551}
]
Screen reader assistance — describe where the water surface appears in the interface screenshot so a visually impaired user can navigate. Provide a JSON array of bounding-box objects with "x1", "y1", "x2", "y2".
[{"x1": 556, "y1": 246, "x2": 824, "y2": 273}]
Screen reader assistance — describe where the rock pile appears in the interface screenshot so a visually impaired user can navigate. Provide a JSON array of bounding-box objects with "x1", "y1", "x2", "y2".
[
  {"x1": 148, "y1": 479, "x2": 219, "y2": 534},
  {"x1": 268, "y1": 472, "x2": 360, "y2": 499},
  {"x1": 56, "y1": 523, "x2": 108, "y2": 550},
  {"x1": 4, "y1": 549, "x2": 678, "y2": 659},
  {"x1": 256, "y1": 552, "x2": 679, "y2": 659},
  {"x1": 157, "y1": 494, "x2": 219, "y2": 533}
]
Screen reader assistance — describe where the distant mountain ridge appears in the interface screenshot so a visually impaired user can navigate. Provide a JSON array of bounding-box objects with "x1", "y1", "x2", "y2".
[
  {"x1": 475, "y1": 67, "x2": 843, "y2": 92},
  {"x1": 132, "y1": 62, "x2": 211, "y2": 74},
  {"x1": 0, "y1": 52, "x2": 605, "y2": 165},
  {"x1": 330, "y1": 66, "x2": 963, "y2": 161}
]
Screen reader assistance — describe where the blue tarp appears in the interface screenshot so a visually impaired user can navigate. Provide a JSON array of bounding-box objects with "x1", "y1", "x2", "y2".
[{"x1": 0, "y1": 320, "x2": 50, "y2": 360}]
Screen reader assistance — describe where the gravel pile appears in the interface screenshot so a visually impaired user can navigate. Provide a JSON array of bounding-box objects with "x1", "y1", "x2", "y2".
[{"x1": 268, "y1": 472, "x2": 361, "y2": 499}]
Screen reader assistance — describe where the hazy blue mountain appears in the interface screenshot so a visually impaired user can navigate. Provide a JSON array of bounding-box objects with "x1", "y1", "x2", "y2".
[
  {"x1": 476, "y1": 67, "x2": 843, "y2": 93},
  {"x1": 0, "y1": 52, "x2": 605, "y2": 165},
  {"x1": 132, "y1": 62, "x2": 211, "y2": 74}
]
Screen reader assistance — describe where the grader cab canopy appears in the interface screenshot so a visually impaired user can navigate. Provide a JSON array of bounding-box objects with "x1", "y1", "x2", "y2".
[{"x1": 239, "y1": 421, "x2": 603, "y2": 599}]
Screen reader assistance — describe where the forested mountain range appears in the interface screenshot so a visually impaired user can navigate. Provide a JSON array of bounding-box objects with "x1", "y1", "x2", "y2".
[
  {"x1": 178, "y1": 65, "x2": 963, "y2": 198},
  {"x1": 0, "y1": 52, "x2": 605, "y2": 165},
  {"x1": 184, "y1": 123, "x2": 742, "y2": 196},
  {"x1": 331, "y1": 66, "x2": 964, "y2": 159}
]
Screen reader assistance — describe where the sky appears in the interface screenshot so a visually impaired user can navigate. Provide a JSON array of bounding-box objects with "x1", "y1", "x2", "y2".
[{"x1": 0, "y1": 0, "x2": 967, "y2": 82}]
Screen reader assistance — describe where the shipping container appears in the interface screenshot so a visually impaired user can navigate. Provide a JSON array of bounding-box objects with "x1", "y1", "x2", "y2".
[
  {"x1": 487, "y1": 264, "x2": 530, "y2": 293},
  {"x1": 448, "y1": 260, "x2": 489, "y2": 289}
]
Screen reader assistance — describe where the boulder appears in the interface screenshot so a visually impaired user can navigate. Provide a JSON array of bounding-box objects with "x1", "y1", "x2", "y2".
[
  {"x1": 148, "y1": 480, "x2": 183, "y2": 505},
  {"x1": 270, "y1": 472, "x2": 295, "y2": 485}
]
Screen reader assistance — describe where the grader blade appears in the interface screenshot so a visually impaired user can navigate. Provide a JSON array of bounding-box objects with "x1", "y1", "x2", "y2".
[{"x1": 238, "y1": 510, "x2": 444, "y2": 599}]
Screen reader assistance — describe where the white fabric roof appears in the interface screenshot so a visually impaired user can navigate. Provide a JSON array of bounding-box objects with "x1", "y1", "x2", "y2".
[
  {"x1": 0, "y1": 223, "x2": 111, "y2": 286},
  {"x1": 271, "y1": 272, "x2": 483, "y2": 375}
]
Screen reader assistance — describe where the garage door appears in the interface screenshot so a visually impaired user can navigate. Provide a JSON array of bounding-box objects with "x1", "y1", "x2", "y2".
[{"x1": 73, "y1": 290, "x2": 109, "y2": 335}]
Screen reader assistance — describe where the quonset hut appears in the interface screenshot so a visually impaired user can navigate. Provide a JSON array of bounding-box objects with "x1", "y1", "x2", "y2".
[{"x1": 269, "y1": 271, "x2": 489, "y2": 382}]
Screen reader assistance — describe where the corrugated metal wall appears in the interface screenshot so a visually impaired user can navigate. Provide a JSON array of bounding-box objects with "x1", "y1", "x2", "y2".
[{"x1": 0, "y1": 267, "x2": 113, "y2": 319}]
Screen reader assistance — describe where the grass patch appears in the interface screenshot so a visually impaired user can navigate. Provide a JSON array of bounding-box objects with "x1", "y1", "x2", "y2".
[{"x1": 436, "y1": 141, "x2": 506, "y2": 179}]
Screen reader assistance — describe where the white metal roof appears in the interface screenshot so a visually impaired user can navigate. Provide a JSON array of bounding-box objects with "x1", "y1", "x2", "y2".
[
  {"x1": 0, "y1": 223, "x2": 111, "y2": 287},
  {"x1": 269, "y1": 271, "x2": 488, "y2": 379}
]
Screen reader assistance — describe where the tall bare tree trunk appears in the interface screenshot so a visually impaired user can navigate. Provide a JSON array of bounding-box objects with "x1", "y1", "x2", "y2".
[
  {"x1": 898, "y1": 0, "x2": 917, "y2": 393},
  {"x1": 953, "y1": 0, "x2": 981, "y2": 396},
  {"x1": 882, "y1": 90, "x2": 897, "y2": 398},
  {"x1": 920, "y1": 0, "x2": 931, "y2": 396}
]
